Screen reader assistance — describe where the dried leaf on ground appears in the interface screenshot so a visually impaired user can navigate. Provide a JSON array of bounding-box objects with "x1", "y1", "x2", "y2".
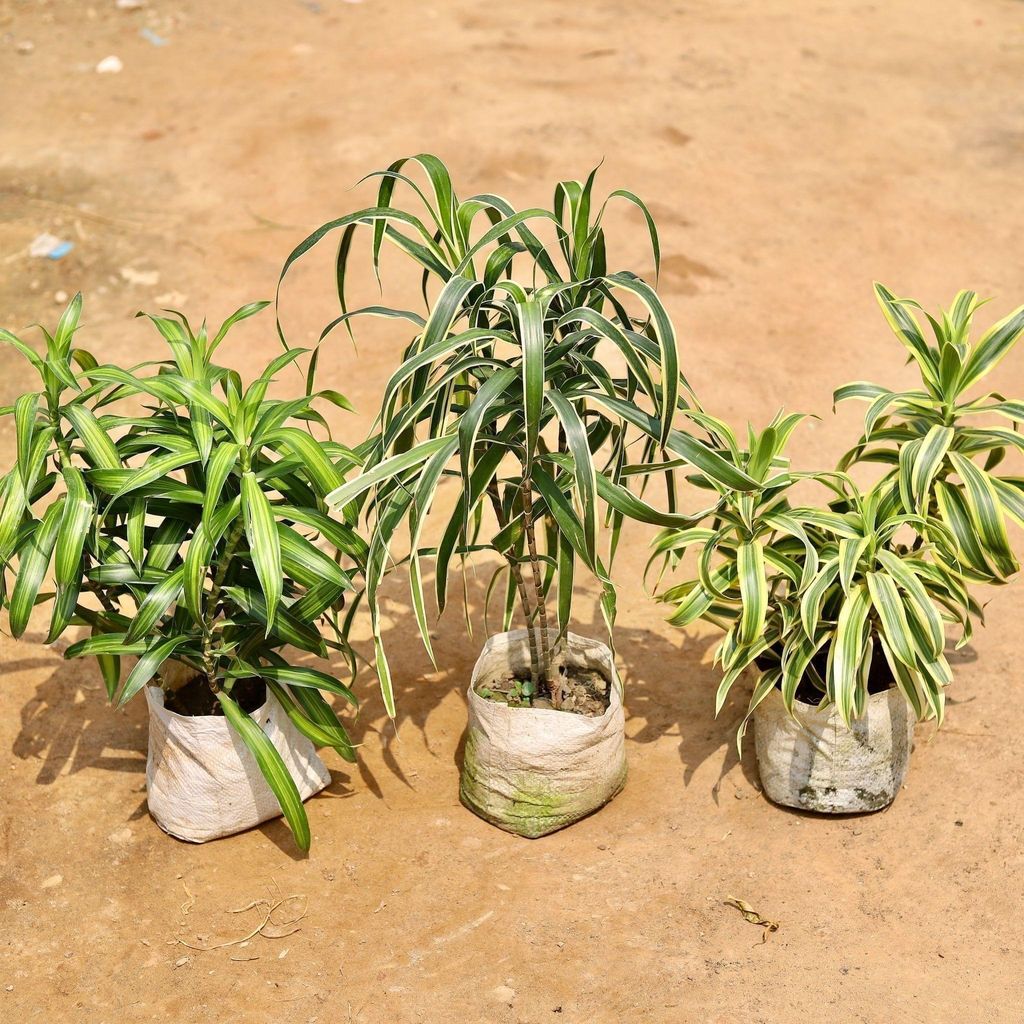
[{"x1": 723, "y1": 896, "x2": 779, "y2": 943}]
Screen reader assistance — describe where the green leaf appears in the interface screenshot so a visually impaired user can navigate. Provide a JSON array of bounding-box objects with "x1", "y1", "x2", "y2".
[
  {"x1": 325, "y1": 435, "x2": 457, "y2": 510},
  {"x1": 545, "y1": 391, "x2": 598, "y2": 559},
  {"x1": 241, "y1": 471, "x2": 283, "y2": 632},
  {"x1": 229, "y1": 663, "x2": 357, "y2": 707},
  {"x1": 8, "y1": 499, "x2": 64, "y2": 638},
  {"x1": 202, "y1": 442, "x2": 239, "y2": 528},
  {"x1": 118, "y1": 636, "x2": 191, "y2": 706},
  {"x1": 736, "y1": 539, "x2": 768, "y2": 646},
  {"x1": 0, "y1": 471, "x2": 28, "y2": 563},
  {"x1": 265, "y1": 681, "x2": 355, "y2": 760},
  {"x1": 958, "y1": 303, "x2": 1024, "y2": 392},
  {"x1": 873, "y1": 550, "x2": 945, "y2": 656},
  {"x1": 50, "y1": 466, "x2": 93, "y2": 637},
  {"x1": 838, "y1": 536, "x2": 869, "y2": 594},
  {"x1": 874, "y1": 283, "x2": 939, "y2": 388},
  {"x1": 800, "y1": 558, "x2": 840, "y2": 638},
  {"x1": 63, "y1": 404, "x2": 121, "y2": 470},
  {"x1": 209, "y1": 300, "x2": 271, "y2": 354},
  {"x1": 277, "y1": 523, "x2": 352, "y2": 591},
  {"x1": 263, "y1": 427, "x2": 345, "y2": 499},
  {"x1": 65, "y1": 633, "x2": 151, "y2": 658},
  {"x1": 604, "y1": 272, "x2": 679, "y2": 447},
  {"x1": 184, "y1": 497, "x2": 240, "y2": 618},
  {"x1": 517, "y1": 295, "x2": 545, "y2": 469},
  {"x1": 217, "y1": 691, "x2": 310, "y2": 852},
  {"x1": 909, "y1": 424, "x2": 953, "y2": 512},
  {"x1": 865, "y1": 571, "x2": 918, "y2": 668},
  {"x1": 110, "y1": 448, "x2": 200, "y2": 502},
  {"x1": 831, "y1": 583, "x2": 872, "y2": 726},
  {"x1": 934, "y1": 480, "x2": 995, "y2": 578},
  {"x1": 948, "y1": 452, "x2": 1017, "y2": 578},
  {"x1": 583, "y1": 392, "x2": 758, "y2": 491},
  {"x1": 224, "y1": 586, "x2": 327, "y2": 656},
  {"x1": 125, "y1": 566, "x2": 185, "y2": 643},
  {"x1": 14, "y1": 393, "x2": 41, "y2": 483}
]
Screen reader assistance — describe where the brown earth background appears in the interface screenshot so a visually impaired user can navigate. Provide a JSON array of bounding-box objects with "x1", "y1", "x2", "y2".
[{"x1": 2, "y1": 1, "x2": 1024, "y2": 1021}]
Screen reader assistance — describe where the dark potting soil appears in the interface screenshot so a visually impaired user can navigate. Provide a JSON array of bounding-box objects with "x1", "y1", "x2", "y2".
[
  {"x1": 162, "y1": 675, "x2": 267, "y2": 717},
  {"x1": 756, "y1": 642, "x2": 896, "y2": 707},
  {"x1": 475, "y1": 665, "x2": 611, "y2": 717}
]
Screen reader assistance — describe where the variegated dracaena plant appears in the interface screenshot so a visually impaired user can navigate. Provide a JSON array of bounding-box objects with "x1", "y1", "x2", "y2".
[
  {"x1": 278, "y1": 155, "x2": 757, "y2": 712},
  {"x1": 652, "y1": 415, "x2": 980, "y2": 749},
  {"x1": 837, "y1": 283, "x2": 1024, "y2": 583},
  {"x1": 0, "y1": 296, "x2": 367, "y2": 851}
]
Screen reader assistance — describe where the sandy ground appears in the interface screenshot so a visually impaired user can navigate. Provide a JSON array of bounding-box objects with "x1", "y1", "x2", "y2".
[{"x1": 3, "y1": 0, "x2": 1024, "y2": 1020}]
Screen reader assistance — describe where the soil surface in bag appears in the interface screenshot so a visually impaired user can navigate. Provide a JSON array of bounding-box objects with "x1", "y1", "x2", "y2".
[
  {"x1": 474, "y1": 665, "x2": 611, "y2": 717},
  {"x1": 162, "y1": 675, "x2": 266, "y2": 718}
]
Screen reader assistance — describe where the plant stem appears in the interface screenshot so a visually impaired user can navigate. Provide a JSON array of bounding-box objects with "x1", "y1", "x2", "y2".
[
  {"x1": 520, "y1": 475, "x2": 553, "y2": 697},
  {"x1": 201, "y1": 515, "x2": 246, "y2": 686},
  {"x1": 488, "y1": 480, "x2": 540, "y2": 695}
]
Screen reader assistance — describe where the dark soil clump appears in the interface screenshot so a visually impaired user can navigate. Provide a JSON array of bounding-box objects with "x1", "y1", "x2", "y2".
[{"x1": 162, "y1": 675, "x2": 267, "y2": 717}]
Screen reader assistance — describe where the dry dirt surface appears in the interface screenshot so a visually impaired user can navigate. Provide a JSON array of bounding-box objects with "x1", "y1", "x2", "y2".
[{"x1": 3, "y1": 1, "x2": 1024, "y2": 1021}]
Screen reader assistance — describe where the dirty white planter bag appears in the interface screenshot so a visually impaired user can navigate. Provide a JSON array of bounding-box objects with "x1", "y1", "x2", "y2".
[
  {"x1": 145, "y1": 685, "x2": 331, "y2": 843},
  {"x1": 460, "y1": 629, "x2": 627, "y2": 838},
  {"x1": 753, "y1": 686, "x2": 914, "y2": 813}
]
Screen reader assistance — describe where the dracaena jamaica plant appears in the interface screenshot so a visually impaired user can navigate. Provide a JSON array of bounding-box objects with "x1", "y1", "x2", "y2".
[
  {"x1": 0, "y1": 296, "x2": 367, "y2": 850},
  {"x1": 652, "y1": 285, "x2": 1024, "y2": 814},
  {"x1": 277, "y1": 155, "x2": 755, "y2": 836}
]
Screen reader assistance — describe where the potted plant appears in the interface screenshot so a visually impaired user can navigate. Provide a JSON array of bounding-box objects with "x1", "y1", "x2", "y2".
[
  {"x1": 279, "y1": 156, "x2": 756, "y2": 836},
  {"x1": 653, "y1": 286, "x2": 1024, "y2": 813},
  {"x1": 0, "y1": 296, "x2": 366, "y2": 850}
]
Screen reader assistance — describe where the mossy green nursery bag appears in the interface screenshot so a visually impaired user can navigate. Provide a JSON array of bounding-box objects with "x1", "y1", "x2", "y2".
[{"x1": 460, "y1": 630, "x2": 627, "y2": 838}]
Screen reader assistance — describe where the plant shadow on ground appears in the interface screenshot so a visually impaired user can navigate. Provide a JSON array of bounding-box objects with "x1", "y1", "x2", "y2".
[{"x1": 9, "y1": 635, "x2": 150, "y2": 784}]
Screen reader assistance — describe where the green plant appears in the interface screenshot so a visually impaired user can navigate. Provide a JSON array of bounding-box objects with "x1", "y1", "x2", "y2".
[
  {"x1": 837, "y1": 284, "x2": 1024, "y2": 582},
  {"x1": 656, "y1": 286, "x2": 1024, "y2": 744},
  {"x1": 653, "y1": 416, "x2": 979, "y2": 746},
  {"x1": 0, "y1": 296, "x2": 367, "y2": 851},
  {"x1": 278, "y1": 155, "x2": 757, "y2": 711}
]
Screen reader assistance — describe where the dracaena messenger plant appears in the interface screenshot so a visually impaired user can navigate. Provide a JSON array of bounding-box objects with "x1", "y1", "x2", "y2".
[
  {"x1": 277, "y1": 155, "x2": 756, "y2": 712},
  {"x1": 652, "y1": 416, "x2": 978, "y2": 747},
  {"x1": 0, "y1": 296, "x2": 367, "y2": 851},
  {"x1": 655, "y1": 285, "x2": 1024, "y2": 745}
]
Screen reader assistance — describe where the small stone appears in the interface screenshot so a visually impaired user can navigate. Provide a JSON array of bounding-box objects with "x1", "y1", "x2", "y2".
[
  {"x1": 119, "y1": 266, "x2": 159, "y2": 287},
  {"x1": 96, "y1": 55, "x2": 124, "y2": 74},
  {"x1": 40, "y1": 874, "x2": 63, "y2": 889},
  {"x1": 16, "y1": 40, "x2": 34, "y2": 54},
  {"x1": 54, "y1": 290, "x2": 68, "y2": 304},
  {"x1": 490, "y1": 984, "x2": 516, "y2": 1004}
]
